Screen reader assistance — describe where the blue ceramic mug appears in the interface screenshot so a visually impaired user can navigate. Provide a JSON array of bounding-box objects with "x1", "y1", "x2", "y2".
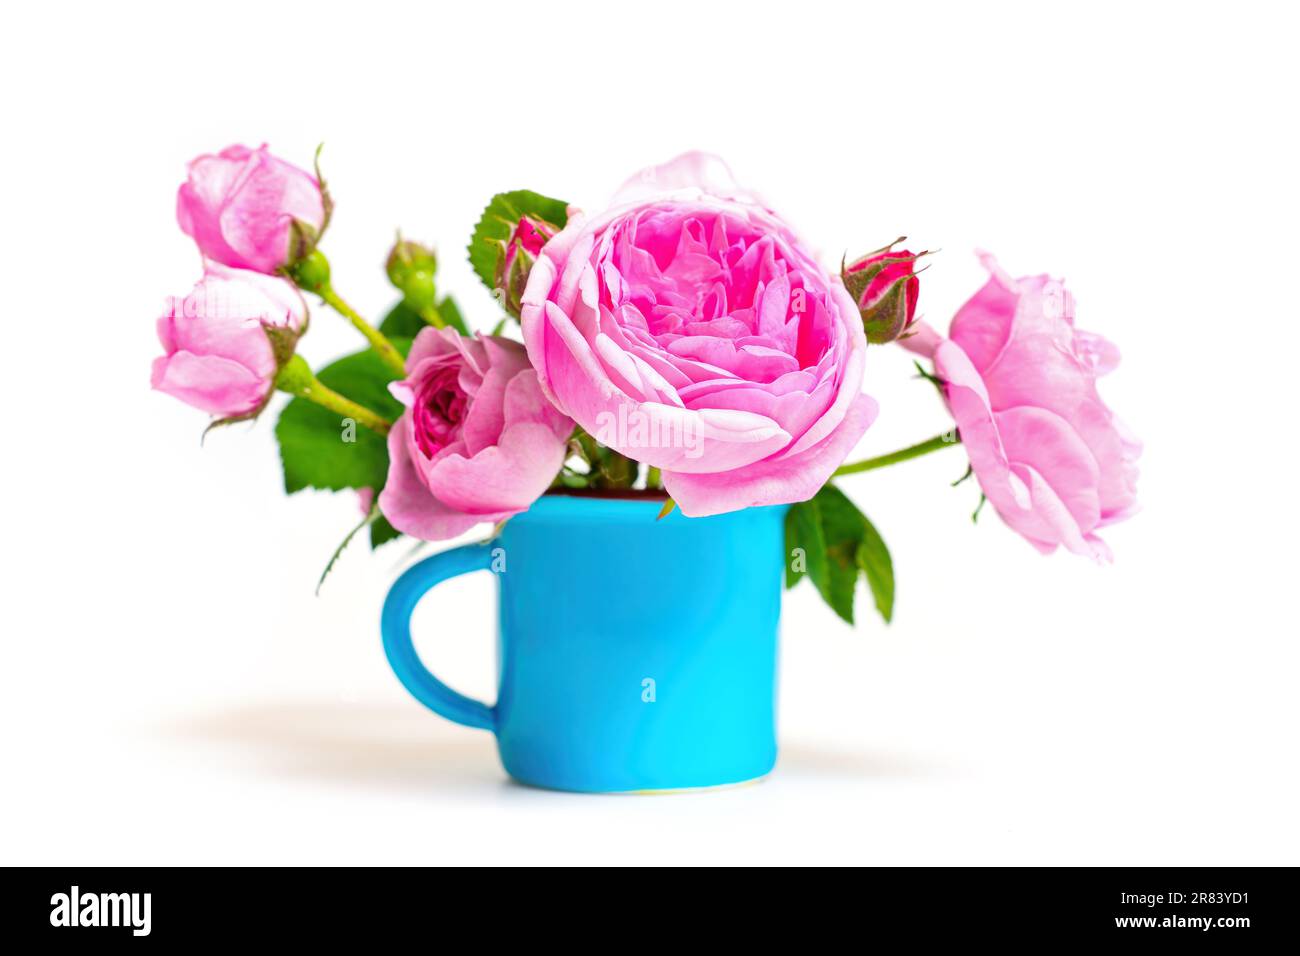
[{"x1": 381, "y1": 494, "x2": 787, "y2": 793}]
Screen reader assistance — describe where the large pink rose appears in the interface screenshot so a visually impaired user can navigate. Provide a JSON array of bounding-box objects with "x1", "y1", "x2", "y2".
[
  {"x1": 177, "y1": 144, "x2": 326, "y2": 274},
  {"x1": 380, "y1": 327, "x2": 574, "y2": 541},
  {"x1": 520, "y1": 153, "x2": 875, "y2": 517},
  {"x1": 152, "y1": 264, "x2": 306, "y2": 418},
  {"x1": 909, "y1": 254, "x2": 1141, "y2": 561}
]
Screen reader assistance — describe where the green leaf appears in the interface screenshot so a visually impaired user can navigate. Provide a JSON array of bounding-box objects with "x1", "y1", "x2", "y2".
[
  {"x1": 378, "y1": 301, "x2": 424, "y2": 340},
  {"x1": 370, "y1": 512, "x2": 402, "y2": 549},
  {"x1": 274, "y1": 340, "x2": 409, "y2": 494},
  {"x1": 467, "y1": 190, "x2": 568, "y2": 293},
  {"x1": 855, "y1": 514, "x2": 895, "y2": 623},
  {"x1": 811, "y1": 484, "x2": 866, "y2": 625},
  {"x1": 786, "y1": 484, "x2": 896, "y2": 626},
  {"x1": 436, "y1": 296, "x2": 469, "y2": 335},
  {"x1": 784, "y1": 498, "x2": 827, "y2": 589},
  {"x1": 378, "y1": 296, "x2": 469, "y2": 338}
]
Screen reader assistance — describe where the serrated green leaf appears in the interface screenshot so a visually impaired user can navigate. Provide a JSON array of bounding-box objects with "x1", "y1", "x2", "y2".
[
  {"x1": 467, "y1": 190, "x2": 568, "y2": 293},
  {"x1": 855, "y1": 514, "x2": 895, "y2": 623},
  {"x1": 784, "y1": 498, "x2": 828, "y2": 590},
  {"x1": 274, "y1": 340, "x2": 409, "y2": 494}
]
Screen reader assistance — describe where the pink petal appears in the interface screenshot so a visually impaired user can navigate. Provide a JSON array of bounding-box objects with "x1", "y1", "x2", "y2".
[
  {"x1": 663, "y1": 393, "x2": 878, "y2": 517},
  {"x1": 425, "y1": 422, "x2": 567, "y2": 516},
  {"x1": 610, "y1": 152, "x2": 756, "y2": 205},
  {"x1": 151, "y1": 351, "x2": 267, "y2": 417},
  {"x1": 378, "y1": 416, "x2": 484, "y2": 541},
  {"x1": 897, "y1": 319, "x2": 944, "y2": 360},
  {"x1": 995, "y1": 406, "x2": 1102, "y2": 534},
  {"x1": 405, "y1": 324, "x2": 466, "y2": 371},
  {"x1": 948, "y1": 257, "x2": 1019, "y2": 374},
  {"x1": 502, "y1": 369, "x2": 574, "y2": 442},
  {"x1": 220, "y1": 152, "x2": 325, "y2": 273},
  {"x1": 533, "y1": 300, "x2": 790, "y2": 471}
]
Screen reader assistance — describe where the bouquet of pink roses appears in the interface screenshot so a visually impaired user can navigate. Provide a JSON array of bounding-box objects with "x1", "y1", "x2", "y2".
[{"x1": 154, "y1": 146, "x2": 1139, "y2": 624}]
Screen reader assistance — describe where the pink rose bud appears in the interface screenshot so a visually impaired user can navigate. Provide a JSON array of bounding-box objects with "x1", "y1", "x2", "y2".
[
  {"x1": 176, "y1": 144, "x2": 328, "y2": 275},
  {"x1": 152, "y1": 264, "x2": 307, "y2": 419},
  {"x1": 843, "y1": 239, "x2": 924, "y2": 344},
  {"x1": 380, "y1": 327, "x2": 574, "y2": 541},
  {"x1": 386, "y1": 238, "x2": 439, "y2": 312},
  {"x1": 496, "y1": 216, "x2": 558, "y2": 319}
]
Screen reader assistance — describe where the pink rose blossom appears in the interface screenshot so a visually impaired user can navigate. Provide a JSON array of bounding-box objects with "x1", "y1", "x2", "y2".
[
  {"x1": 520, "y1": 152, "x2": 876, "y2": 517},
  {"x1": 909, "y1": 254, "x2": 1140, "y2": 561},
  {"x1": 177, "y1": 144, "x2": 326, "y2": 274},
  {"x1": 380, "y1": 327, "x2": 573, "y2": 541},
  {"x1": 152, "y1": 264, "x2": 306, "y2": 418}
]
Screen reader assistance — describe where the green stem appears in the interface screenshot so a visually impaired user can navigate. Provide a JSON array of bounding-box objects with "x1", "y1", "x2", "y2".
[
  {"x1": 318, "y1": 286, "x2": 407, "y2": 377},
  {"x1": 833, "y1": 432, "x2": 959, "y2": 477},
  {"x1": 275, "y1": 356, "x2": 391, "y2": 436}
]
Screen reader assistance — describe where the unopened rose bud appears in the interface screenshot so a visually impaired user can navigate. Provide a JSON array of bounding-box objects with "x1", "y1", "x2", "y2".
[
  {"x1": 386, "y1": 238, "x2": 438, "y2": 312},
  {"x1": 289, "y1": 248, "x2": 331, "y2": 294},
  {"x1": 496, "y1": 216, "x2": 557, "y2": 318},
  {"x1": 843, "y1": 238, "x2": 925, "y2": 344}
]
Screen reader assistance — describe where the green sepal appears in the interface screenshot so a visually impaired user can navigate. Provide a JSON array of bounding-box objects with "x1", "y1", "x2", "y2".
[{"x1": 860, "y1": 277, "x2": 913, "y2": 345}]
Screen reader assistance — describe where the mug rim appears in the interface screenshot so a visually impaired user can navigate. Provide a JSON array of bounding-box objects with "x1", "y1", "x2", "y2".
[
  {"x1": 511, "y1": 493, "x2": 789, "y2": 525},
  {"x1": 518, "y1": 492, "x2": 673, "y2": 523}
]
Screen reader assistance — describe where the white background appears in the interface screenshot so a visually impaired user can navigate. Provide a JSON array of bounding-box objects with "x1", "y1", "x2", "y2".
[{"x1": 2, "y1": 1, "x2": 1297, "y2": 865}]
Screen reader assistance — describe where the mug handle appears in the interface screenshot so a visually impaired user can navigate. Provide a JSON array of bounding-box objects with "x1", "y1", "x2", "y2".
[{"x1": 381, "y1": 543, "x2": 496, "y2": 731}]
